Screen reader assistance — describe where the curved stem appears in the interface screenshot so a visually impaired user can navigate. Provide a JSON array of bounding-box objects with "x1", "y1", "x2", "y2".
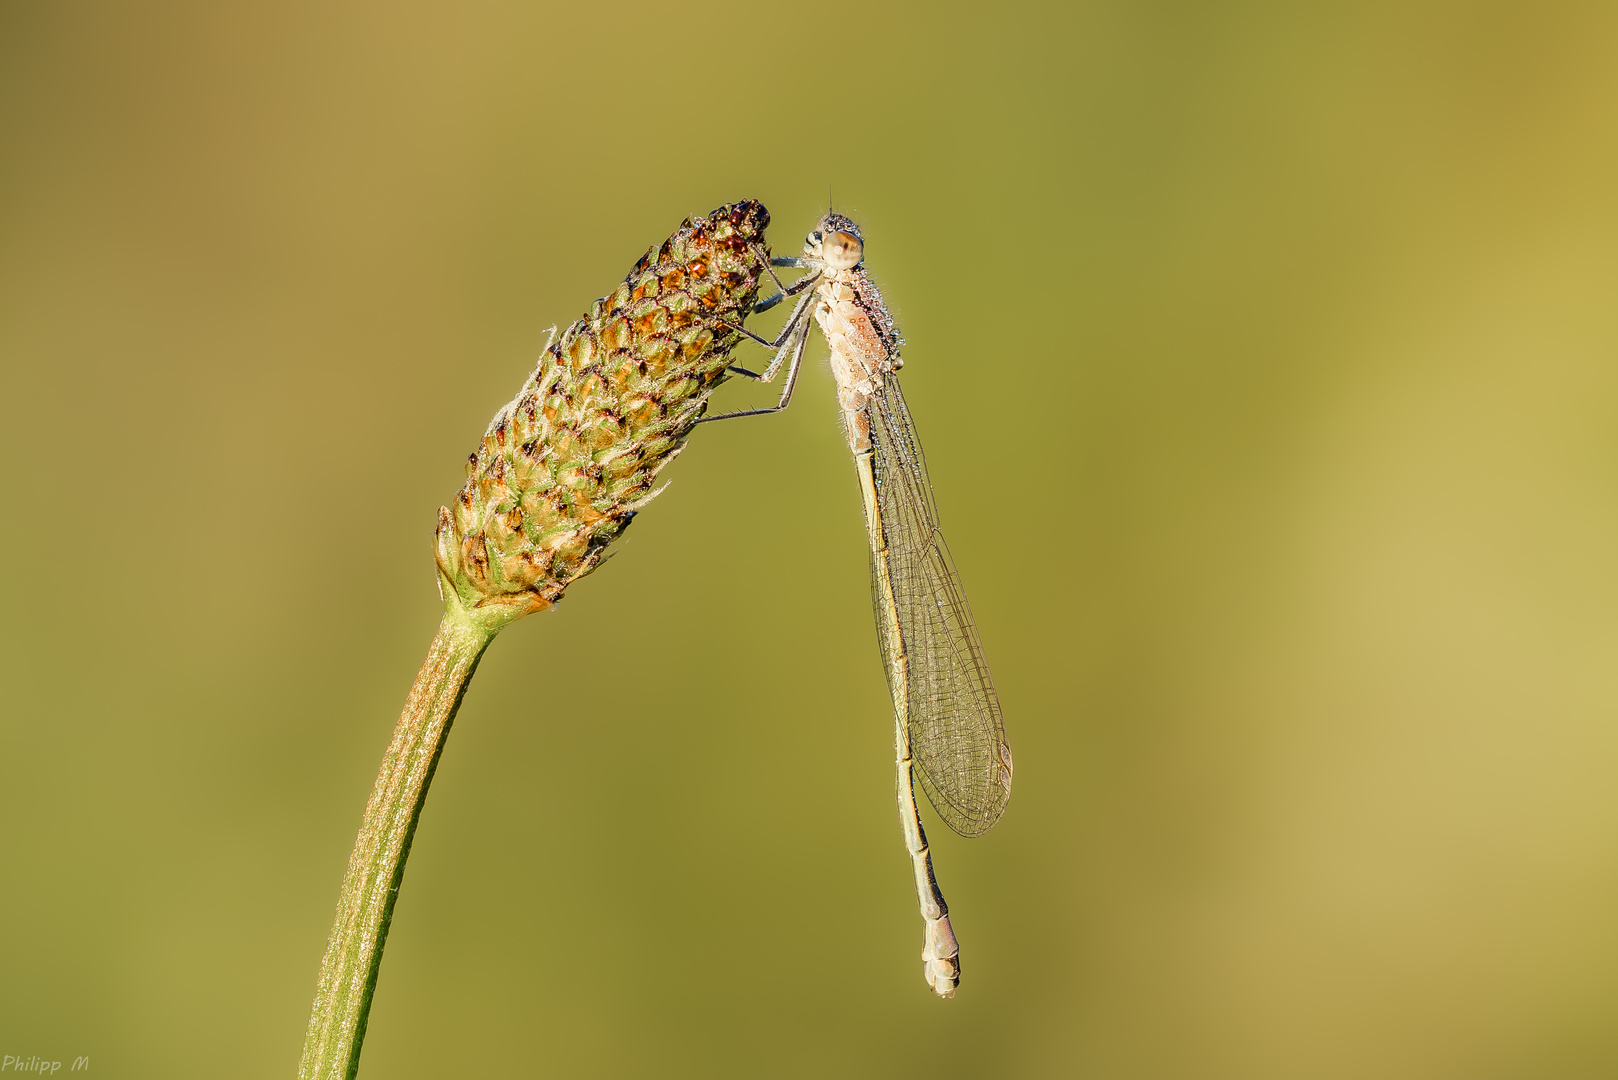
[{"x1": 298, "y1": 600, "x2": 498, "y2": 1079}]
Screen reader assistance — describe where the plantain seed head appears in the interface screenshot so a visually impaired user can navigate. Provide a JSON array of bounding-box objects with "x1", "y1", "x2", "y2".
[{"x1": 435, "y1": 200, "x2": 771, "y2": 624}]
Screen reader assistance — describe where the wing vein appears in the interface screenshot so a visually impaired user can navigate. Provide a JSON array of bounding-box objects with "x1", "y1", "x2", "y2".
[{"x1": 867, "y1": 378, "x2": 1011, "y2": 837}]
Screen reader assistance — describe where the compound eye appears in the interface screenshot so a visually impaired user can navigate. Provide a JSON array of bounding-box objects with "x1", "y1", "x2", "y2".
[{"x1": 822, "y1": 230, "x2": 863, "y2": 270}]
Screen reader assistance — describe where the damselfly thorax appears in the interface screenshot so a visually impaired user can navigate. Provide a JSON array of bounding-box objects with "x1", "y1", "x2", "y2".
[{"x1": 800, "y1": 218, "x2": 905, "y2": 451}]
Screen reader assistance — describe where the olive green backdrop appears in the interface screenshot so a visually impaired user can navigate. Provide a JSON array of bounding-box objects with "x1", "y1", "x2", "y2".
[{"x1": 4, "y1": 1, "x2": 1618, "y2": 1076}]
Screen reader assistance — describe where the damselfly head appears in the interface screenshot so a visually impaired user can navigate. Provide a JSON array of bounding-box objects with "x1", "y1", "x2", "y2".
[
  {"x1": 821, "y1": 230, "x2": 863, "y2": 271},
  {"x1": 806, "y1": 213, "x2": 864, "y2": 271}
]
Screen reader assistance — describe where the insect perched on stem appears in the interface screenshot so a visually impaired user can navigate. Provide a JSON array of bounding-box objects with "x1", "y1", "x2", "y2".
[{"x1": 700, "y1": 214, "x2": 1013, "y2": 997}]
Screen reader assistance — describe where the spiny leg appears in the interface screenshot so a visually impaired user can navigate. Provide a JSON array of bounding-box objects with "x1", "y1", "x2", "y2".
[
  {"x1": 696, "y1": 314, "x2": 812, "y2": 425},
  {"x1": 717, "y1": 277, "x2": 819, "y2": 354},
  {"x1": 750, "y1": 240, "x2": 796, "y2": 295},
  {"x1": 750, "y1": 291, "x2": 787, "y2": 316},
  {"x1": 723, "y1": 287, "x2": 812, "y2": 381},
  {"x1": 752, "y1": 261, "x2": 821, "y2": 315}
]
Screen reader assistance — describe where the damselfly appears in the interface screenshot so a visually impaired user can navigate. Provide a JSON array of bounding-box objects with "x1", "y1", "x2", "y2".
[{"x1": 699, "y1": 214, "x2": 1013, "y2": 997}]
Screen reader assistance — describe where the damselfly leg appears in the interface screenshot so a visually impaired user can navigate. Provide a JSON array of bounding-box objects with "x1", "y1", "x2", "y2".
[
  {"x1": 698, "y1": 259, "x2": 824, "y2": 422},
  {"x1": 750, "y1": 261, "x2": 820, "y2": 315},
  {"x1": 697, "y1": 312, "x2": 814, "y2": 423}
]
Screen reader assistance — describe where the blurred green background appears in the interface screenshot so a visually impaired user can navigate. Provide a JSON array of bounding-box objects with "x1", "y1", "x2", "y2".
[{"x1": 4, "y1": 1, "x2": 1618, "y2": 1076}]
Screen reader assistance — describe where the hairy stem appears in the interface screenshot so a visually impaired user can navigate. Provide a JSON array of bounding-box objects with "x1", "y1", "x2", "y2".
[{"x1": 298, "y1": 598, "x2": 499, "y2": 1079}]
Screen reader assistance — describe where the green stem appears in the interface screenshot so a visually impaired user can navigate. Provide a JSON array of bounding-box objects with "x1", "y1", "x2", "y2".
[{"x1": 298, "y1": 598, "x2": 500, "y2": 1079}]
